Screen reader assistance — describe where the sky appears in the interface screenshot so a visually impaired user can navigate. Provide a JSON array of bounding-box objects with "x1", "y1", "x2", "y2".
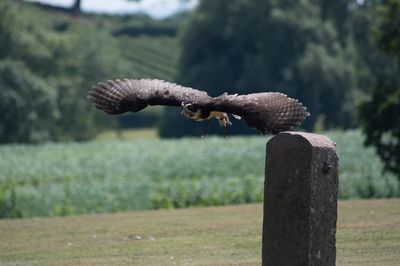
[{"x1": 26, "y1": 0, "x2": 198, "y2": 19}]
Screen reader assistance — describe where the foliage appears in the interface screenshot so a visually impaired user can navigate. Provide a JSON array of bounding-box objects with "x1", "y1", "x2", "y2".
[
  {"x1": 160, "y1": 0, "x2": 363, "y2": 137},
  {"x1": 0, "y1": 1, "x2": 112, "y2": 142},
  {"x1": 359, "y1": 0, "x2": 400, "y2": 177},
  {"x1": 0, "y1": 0, "x2": 181, "y2": 143},
  {"x1": 0, "y1": 60, "x2": 59, "y2": 143},
  {"x1": 0, "y1": 130, "x2": 398, "y2": 218},
  {"x1": 2, "y1": 1, "x2": 399, "y2": 143}
]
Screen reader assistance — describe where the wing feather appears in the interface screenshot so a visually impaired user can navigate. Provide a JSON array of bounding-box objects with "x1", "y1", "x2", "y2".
[
  {"x1": 209, "y1": 92, "x2": 309, "y2": 134},
  {"x1": 88, "y1": 79, "x2": 211, "y2": 114}
]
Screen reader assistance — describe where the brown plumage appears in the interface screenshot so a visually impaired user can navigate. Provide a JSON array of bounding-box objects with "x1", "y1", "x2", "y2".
[{"x1": 88, "y1": 79, "x2": 309, "y2": 134}]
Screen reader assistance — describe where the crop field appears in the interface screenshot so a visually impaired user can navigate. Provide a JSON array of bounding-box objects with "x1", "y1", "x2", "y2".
[
  {"x1": 0, "y1": 130, "x2": 399, "y2": 218},
  {"x1": 118, "y1": 36, "x2": 179, "y2": 81}
]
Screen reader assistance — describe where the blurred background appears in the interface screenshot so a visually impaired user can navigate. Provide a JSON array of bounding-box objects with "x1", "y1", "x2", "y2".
[{"x1": 0, "y1": 0, "x2": 399, "y2": 218}]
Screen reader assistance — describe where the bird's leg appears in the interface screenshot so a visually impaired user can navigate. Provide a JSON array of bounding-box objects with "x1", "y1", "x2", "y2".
[
  {"x1": 202, "y1": 120, "x2": 213, "y2": 138},
  {"x1": 216, "y1": 114, "x2": 230, "y2": 138}
]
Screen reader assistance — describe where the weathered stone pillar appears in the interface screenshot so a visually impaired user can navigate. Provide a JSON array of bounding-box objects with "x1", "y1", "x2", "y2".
[{"x1": 262, "y1": 132, "x2": 339, "y2": 266}]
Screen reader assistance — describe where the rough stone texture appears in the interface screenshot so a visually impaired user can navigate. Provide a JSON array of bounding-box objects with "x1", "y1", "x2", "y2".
[{"x1": 262, "y1": 132, "x2": 339, "y2": 266}]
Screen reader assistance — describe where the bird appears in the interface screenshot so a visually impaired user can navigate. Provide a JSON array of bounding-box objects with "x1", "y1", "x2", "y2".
[{"x1": 87, "y1": 79, "x2": 309, "y2": 135}]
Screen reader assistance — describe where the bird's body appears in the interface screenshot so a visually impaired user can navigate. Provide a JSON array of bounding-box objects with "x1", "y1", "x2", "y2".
[
  {"x1": 88, "y1": 79, "x2": 309, "y2": 134},
  {"x1": 181, "y1": 102, "x2": 231, "y2": 127}
]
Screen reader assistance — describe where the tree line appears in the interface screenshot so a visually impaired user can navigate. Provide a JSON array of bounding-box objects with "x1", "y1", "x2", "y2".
[
  {"x1": 0, "y1": 0, "x2": 399, "y2": 176},
  {"x1": 160, "y1": 0, "x2": 397, "y2": 137}
]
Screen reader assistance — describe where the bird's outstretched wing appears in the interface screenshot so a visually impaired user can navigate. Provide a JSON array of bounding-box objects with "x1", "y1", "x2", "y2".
[
  {"x1": 209, "y1": 92, "x2": 309, "y2": 134},
  {"x1": 88, "y1": 79, "x2": 211, "y2": 114},
  {"x1": 88, "y1": 79, "x2": 309, "y2": 134}
]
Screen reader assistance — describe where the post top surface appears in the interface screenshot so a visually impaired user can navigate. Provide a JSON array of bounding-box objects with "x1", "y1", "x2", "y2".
[{"x1": 270, "y1": 131, "x2": 337, "y2": 150}]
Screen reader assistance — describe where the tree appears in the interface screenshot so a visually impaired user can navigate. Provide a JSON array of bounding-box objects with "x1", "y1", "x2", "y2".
[
  {"x1": 359, "y1": 0, "x2": 400, "y2": 177},
  {"x1": 0, "y1": 60, "x2": 59, "y2": 143},
  {"x1": 72, "y1": 0, "x2": 81, "y2": 14},
  {"x1": 160, "y1": 0, "x2": 358, "y2": 137},
  {"x1": 0, "y1": 0, "x2": 124, "y2": 143}
]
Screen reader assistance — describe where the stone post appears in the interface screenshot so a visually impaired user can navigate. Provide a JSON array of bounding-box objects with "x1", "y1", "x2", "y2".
[{"x1": 262, "y1": 132, "x2": 339, "y2": 266}]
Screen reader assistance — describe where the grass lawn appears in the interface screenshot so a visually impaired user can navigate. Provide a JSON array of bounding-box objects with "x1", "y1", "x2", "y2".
[
  {"x1": 0, "y1": 199, "x2": 399, "y2": 265},
  {"x1": 96, "y1": 128, "x2": 159, "y2": 140}
]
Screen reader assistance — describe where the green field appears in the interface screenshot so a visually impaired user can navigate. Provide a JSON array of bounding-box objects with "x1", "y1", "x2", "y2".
[
  {"x1": 0, "y1": 199, "x2": 399, "y2": 265},
  {"x1": 96, "y1": 128, "x2": 159, "y2": 140},
  {"x1": 18, "y1": 1, "x2": 181, "y2": 83},
  {"x1": 117, "y1": 36, "x2": 179, "y2": 81},
  {"x1": 0, "y1": 130, "x2": 399, "y2": 218}
]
